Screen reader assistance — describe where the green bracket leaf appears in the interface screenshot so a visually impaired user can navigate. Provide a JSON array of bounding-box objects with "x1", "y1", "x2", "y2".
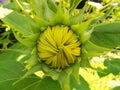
[
  {"x1": 90, "y1": 22, "x2": 120, "y2": 48},
  {"x1": 21, "y1": 76, "x2": 61, "y2": 90},
  {"x1": 97, "y1": 58, "x2": 120, "y2": 77},
  {"x1": 104, "y1": 58, "x2": 120, "y2": 75},
  {"x1": 82, "y1": 40, "x2": 110, "y2": 57},
  {"x1": 13, "y1": 64, "x2": 42, "y2": 85},
  {"x1": 1, "y1": 10, "x2": 33, "y2": 36},
  {"x1": 70, "y1": 75, "x2": 90, "y2": 90},
  {"x1": 0, "y1": 43, "x2": 26, "y2": 90},
  {"x1": 47, "y1": 0, "x2": 57, "y2": 13},
  {"x1": 112, "y1": 86, "x2": 120, "y2": 90},
  {"x1": 71, "y1": 18, "x2": 94, "y2": 43}
]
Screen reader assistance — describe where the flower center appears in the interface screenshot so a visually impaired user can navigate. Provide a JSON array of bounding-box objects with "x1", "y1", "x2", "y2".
[{"x1": 37, "y1": 25, "x2": 80, "y2": 68}]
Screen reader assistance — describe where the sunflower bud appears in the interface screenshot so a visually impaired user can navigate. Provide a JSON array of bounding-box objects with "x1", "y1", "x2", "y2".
[{"x1": 37, "y1": 25, "x2": 80, "y2": 68}]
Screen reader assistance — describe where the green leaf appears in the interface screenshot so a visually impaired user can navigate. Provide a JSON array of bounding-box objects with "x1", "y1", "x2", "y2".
[
  {"x1": 44, "y1": 1, "x2": 55, "y2": 21},
  {"x1": 82, "y1": 40, "x2": 109, "y2": 57},
  {"x1": 0, "y1": 43, "x2": 61, "y2": 90},
  {"x1": 34, "y1": 16, "x2": 49, "y2": 28},
  {"x1": 28, "y1": 0, "x2": 45, "y2": 19},
  {"x1": 29, "y1": 0, "x2": 55, "y2": 21},
  {"x1": 13, "y1": 64, "x2": 41, "y2": 85},
  {"x1": 46, "y1": 70, "x2": 60, "y2": 80},
  {"x1": 0, "y1": 43, "x2": 26, "y2": 90},
  {"x1": 104, "y1": 59, "x2": 120, "y2": 75},
  {"x1": 70, "y1": 75, "x2": 90, "y2": 90},
  {"x1": 112, "y1": 86, "x2": 120, "y2": 90},
  {"x1": 47, "y1": 0, "x2": 57, "y2": 13},
  {"x1": 1, "y1": 10, "x2": 33, "y2": 36},
  {"x1": 22, "y1": 77, "x2": 61, "y2": 90},
  {"x1": 0, "y1": 60, "x2": 24, "y2": 90},
  {"x1": 90, "y1": 22, "x2": 120, "y2": 48},
  {"x1": 96, "y1": 67, "x2": 109, "y2": 77},
  {"x1": 3, "y1": 1, "x2": 20, "y2": 10},
  {"x1": 72, "y1": 58, "x2": 80, "y2": 83},
  {"x1": 96, "y1": 58, "x2": 120, "y2": 77},
  {"x1": 0, "y1": 76, "x2": 40, "y2": 90},
  {"x1": 58, "y1": 70, "x2": 71, "y2": 90}
]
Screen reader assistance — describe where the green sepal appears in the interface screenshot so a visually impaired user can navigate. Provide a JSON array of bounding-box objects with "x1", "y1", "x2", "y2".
[
  {"x1": 26, "y1": 18, "x2": 41, "y2": 33},
  {"x1": 13, "y1": 64, "x2": 42, "y2": 85},
  {"x1": 41, "y1": 63, "x2": 52, "y2": 73},
  {"x1": 82, "y1": 40, "x2": 110, "y2": 55},
  {"x1": 46, "y1": 70, "x2": 60, "y2": 80},
  {"x1": 71, "y1": 58, "x2": 80, "y2": 83},
  {"x1": 25, "y1": 33, "x2": 40, "y2": 42},
  {"x1": 44, "y1": 0, "x2": 56, "y2": 21},
  {"x1": 71, "y1": 18, "x2": 94, "y2": 36},
  {"x1": 58, "y1": 67, "x2": 73, "y2": 90},
  {"x1": 45, "y1": 66, "x2": 73, "y2": 90},
  {"x1": 13, "y1": 31, "x2": 38, "y2": 48},
  {"x1": 80, "y1": 57, "x2": 92, "y2": 68},
  {"x1": 80, "y1": 29, "x2": 93, "y2": 43},
  {"x1": 50, "y1": 1, "x2": 70, "y2": 26},
  {"x1": 25, "y1": 53, "x2": 39, "y2": 70},
  {"x1": 47, "y1": 0, "x2": 57, "y2": 13},
  {"x1": 34, "y1": 16, "x2": 49, "y2": 28}
]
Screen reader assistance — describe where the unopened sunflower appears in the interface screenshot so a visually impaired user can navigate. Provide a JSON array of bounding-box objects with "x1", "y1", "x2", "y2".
[
  {"x1": 37, "y1": 25, "x2": 80, "y2": 69},
  {"x1": 0, "y1": 0, "x2": 109, "y2": 90}
]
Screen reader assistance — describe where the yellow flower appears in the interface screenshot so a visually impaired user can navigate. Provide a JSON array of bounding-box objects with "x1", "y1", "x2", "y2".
[{"x1": 37, "y1": 25, "x2": 80, "y2": 68}]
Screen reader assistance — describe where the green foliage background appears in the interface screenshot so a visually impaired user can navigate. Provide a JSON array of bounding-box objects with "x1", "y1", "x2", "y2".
[{"x1": 0, "y1": 0, "x2": 120, "y2": 90}]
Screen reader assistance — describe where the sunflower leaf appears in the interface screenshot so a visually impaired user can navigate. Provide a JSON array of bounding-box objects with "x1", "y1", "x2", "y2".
[
  {"x1": 29, "y1": 0, "x2": 55, "y2": 21},
  {"x1": 47, "y1": 0, "x2": 57, "y2": 13},
  {"x1": 83, "y1": 40, "x2": 109, "y2": 52},
  {"x1": 104, "y1": 58, "x2": 120, "y2": 75},
  {"x1": 21, "y1": 76, "x2": 61, "y2": 90},
  {"x1": 28, "y1": 0, "x2": 45, "y2": 19},
  {"x1": 13, "y1": 64, "x2": 42, "y2": 85},
  {"x1": 90, "y1": 22, "x2": 120, "y2": 48},
  {"x1": 112, "y1": 86, "x2": 120, "y2": 90},
  {"x1": 70, "y1": 75, "x2": 90, "y2": 90},
  {"x1": 0, "y1": 9, "x2": 33, "y2": 36},
  {"x1": 0, "y1": 43, "x2": 26, "y2": 90}
]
